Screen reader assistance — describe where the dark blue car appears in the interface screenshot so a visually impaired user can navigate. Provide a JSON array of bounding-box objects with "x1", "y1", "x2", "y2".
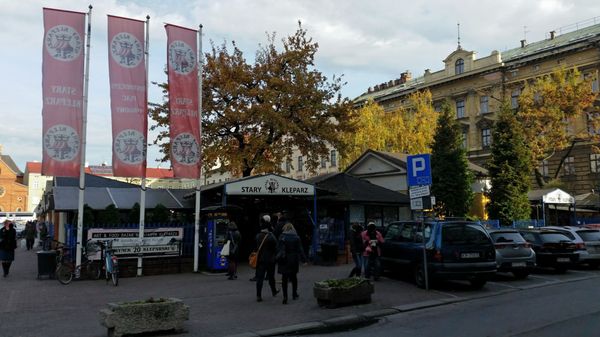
[{"x1": 381, "y1": 220, "x2": 496, "y2": 288}]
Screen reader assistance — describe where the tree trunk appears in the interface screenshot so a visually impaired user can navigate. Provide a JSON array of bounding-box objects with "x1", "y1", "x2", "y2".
[
  {"x1": 552, "y1": 141, "x2": 578, "y2": 180},
  {"x1": 534, "y1": 168, "x2": 547, "y2": 188}
]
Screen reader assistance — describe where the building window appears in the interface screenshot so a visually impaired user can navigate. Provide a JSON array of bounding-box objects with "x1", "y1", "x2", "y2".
[
  {"x1": 588, "y1": 113, "x2": 600, "y2": 135},
  {"x1": 320, "y1": 157, "x2": 327, "y2": 169},
  {"x1": 563, "y1": 156, "x2": 575, "y2": 176},
  {"x1": 434, "y1": 103, "x2": 442, "y2": 112},
  {"x1": 511, "y1": 89, "x2": 520, "y2": 109},
  {"x1": 455, "y1": 58, "x2": 464, "y2": 75},
  {"x1": 297, "y1": 156, "x2": 303, "y2": 172},
  {"x1": 285, "y1": 160, "x2": 291, "y2": 173},
  {"x1": 330, "y1": 150, "x2": 337, "y2": 167},
  {"x1": 482, "y1": 128, "x2": 491, "y2": 148},
  {"x1": 480, "y1": 95, "x2": 489, "y2": 114},
  {"x1": 456, "y1": 99, "x2": 465, "y2": 118},
  {"x1": 593, "y1": 78, "x2": 599, "y2": 93},
  {"x1": 33, "y1": 180, "x2": 39, "y2": 189},
  {"x1": 591, "y1": 154, "x2": 600, "y2": 173},
  {"x1": 462, "y1": 131, "x2": 468, "y2": 149},
  {"x1": 540, "y1": 160, "x2": 549, "y2": 177}
]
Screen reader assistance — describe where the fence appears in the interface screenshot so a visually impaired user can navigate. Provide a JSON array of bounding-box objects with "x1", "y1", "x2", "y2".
[{"x1": 64, "y1": 222, "x2": 195, "y2": 263}]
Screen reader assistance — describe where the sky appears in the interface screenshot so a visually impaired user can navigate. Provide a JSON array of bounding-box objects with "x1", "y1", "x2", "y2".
[{"x1": 1, "y1": 0, "x2": 600, "y2": 173}]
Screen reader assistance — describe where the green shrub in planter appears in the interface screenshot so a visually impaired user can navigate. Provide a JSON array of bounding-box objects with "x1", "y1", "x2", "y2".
[{"x1": 313, "y1": 277, "x2": 374, "y2": 308}]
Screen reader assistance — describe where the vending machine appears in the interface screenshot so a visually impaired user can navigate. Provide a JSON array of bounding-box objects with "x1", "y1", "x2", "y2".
[{"x1": 205, "y1": 211, "x2": 229, "y2": 271}]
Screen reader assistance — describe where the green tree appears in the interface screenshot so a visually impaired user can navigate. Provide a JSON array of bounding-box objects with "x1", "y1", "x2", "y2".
[
  {"x1": 431, "y1": 101, "x2": 473, "y2": 217},
  {"x1": 149, "y1": 23, "x2": 354, "y2": 177},
  {"x1": 340, "y1": 90, "x2": 437, "y2": 168},
  {"x1": 517, "y1": 67, "x2": 599, "y2": 187},
  {"x1": 83, "y1": 204, "x2": 95, "y2": 226},
  {"x1": 148, "y1": 204, "x2": 170, "y2": 224},
  {"x1": 488, "y1": 103, "x2": 532, "y2": 226},
  {"x1": 96, "y1": 204, "x2": 121, "y2": 225},
  {"x1": 128, "y1": 202, "x2": 140, "y2": 224}
]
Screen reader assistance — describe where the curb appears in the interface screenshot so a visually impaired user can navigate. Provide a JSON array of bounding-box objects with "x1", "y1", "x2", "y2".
[{"x1": 226, "y1": 273, "x2": 600, "y2": 337}]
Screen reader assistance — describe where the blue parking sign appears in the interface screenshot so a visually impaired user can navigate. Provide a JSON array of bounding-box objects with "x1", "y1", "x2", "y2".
[{"x1": 407, "y1": 154, "x2": 432, "y2": 186}]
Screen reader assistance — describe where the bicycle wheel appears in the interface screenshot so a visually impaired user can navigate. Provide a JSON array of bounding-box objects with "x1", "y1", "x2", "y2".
[
  {"x1": 56, "y1": 264, "x2": 73, "y2": 285},
  {"x1": 86, "y1": 261, "x2": 102, "y2": 280}
]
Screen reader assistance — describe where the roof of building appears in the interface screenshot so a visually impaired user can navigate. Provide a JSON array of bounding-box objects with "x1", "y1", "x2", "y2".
[
  {"x1": 25, "y1": 162, "x2": 42, "y2": 174},
  {"x1": 355, "y1": 22, "x2": 600, "y2": 103},
  {"x1": 55, "y1": 174, "x2": 138, "y2": 188},
  {"x1": 25, "y1": 162, "x2": 175, "y2": 179},
  {"x1": 1, "y1": 155, "x2": 22, "y2": 175},
  {"x1": 306, "y1": 172, "x2": 409, "y2": 204}
]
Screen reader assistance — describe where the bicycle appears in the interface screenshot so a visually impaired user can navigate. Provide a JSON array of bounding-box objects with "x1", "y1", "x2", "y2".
[
  {"x1": 97, "y1": 240, "x2": 119, "y2": 286},
  {"x1": 55, "y1": 240, "x2": 102, "y2": 285}
]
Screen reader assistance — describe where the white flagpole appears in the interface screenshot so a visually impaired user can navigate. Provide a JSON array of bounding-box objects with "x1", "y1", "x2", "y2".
[
  {"x1": 194, "y1": 24, "x2": 203, "y2": 272},
  {"x1": 137, "y1": 15, "x2": 150, "y2": 277},
  {"x1": 75, "y1": 4, "x2": 92, "y2": 277}
]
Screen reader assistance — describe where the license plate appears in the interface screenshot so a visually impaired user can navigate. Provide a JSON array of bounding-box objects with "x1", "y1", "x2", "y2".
[
  {"x1": 557, "y1": 257, "x2": 570, "y2": 263},
  {"x1": 461, "y1": 252, "x2": 480, "y2": 259},
  {"x1": 512, "y1": 262, "x2": 526, "y2": 267}
]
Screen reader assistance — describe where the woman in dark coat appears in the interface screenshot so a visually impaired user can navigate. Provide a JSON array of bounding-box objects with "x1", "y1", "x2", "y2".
[
  {"x1": 277, "y1": 223, "x2": 307, "y2": 304},
  {"x1": 0, "y1": 220, "x2": 17, "y2": 277},
  {"x1": 255, "y1": 222, "x2": 278, "y2": 302},
  {"x1": 225, "y1": 221, "x2": 242, "y2": 280}
]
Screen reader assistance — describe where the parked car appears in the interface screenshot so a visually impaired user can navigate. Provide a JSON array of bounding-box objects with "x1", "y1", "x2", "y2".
[
  {"x1": 381, "y1": 220, "x2": 496, "y2": 289},
  {"x1": 488, "y1": 229, "x2": 536, "y2": 279},
  {"x1": 517, "y1": 229, "x2": 579, "y2": 273},
  {"x1": 545, "y1": 226, "x2": 600, "y2": 268}
]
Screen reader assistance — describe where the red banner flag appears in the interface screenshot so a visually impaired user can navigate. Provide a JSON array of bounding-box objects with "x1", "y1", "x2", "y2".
[
  {"x1": 108, "y1": 15, "x2": 147, "y2": 177},
  {"x1": 165, "y1": 24, "x2": 201, "y2": 178},
  {"x1": 42, "y1": 8, "x2": 86, "y2": 177}
]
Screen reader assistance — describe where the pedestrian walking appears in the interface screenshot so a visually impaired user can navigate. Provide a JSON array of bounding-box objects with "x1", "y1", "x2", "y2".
[
  {"x1": 255, "y1": 221, "x2": 279, "y2": 302},
  {"x1": 277, "y1": 223, "x2": 307, "y2": 304},
  {"x1": 362, "y1": 221, "x2": 384, "y2": 281},
  {"x1": 226, "y1": 221, "x2": 241, "y2": 280},
  {"x1": 250, "y1": 214, "x2": 272, "y2": 282},
  {"x1": 25, "y1": 222, "x2": 36, "y2": 251},
  {"x1": 348, "y1": 223, "x2": 364, "y2": 277},
  {"x1": 0, "y1": 220, "x2": 17, "y2": 277}
]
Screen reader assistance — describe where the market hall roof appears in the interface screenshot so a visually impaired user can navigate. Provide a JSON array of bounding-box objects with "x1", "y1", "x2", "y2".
[{"x1": 306, "y1": 172, "x2": 409, "y2": 204}]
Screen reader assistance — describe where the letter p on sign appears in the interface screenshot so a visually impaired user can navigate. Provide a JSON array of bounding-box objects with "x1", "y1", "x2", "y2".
[{"x1": 407, "y1": 154, "x2": 432, "y2": 187}]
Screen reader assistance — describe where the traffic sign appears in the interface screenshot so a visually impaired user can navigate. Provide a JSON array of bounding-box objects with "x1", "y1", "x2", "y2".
[
  {"x1": 410, "y1": 198, "x2": 423, "y2": 210},
  {"x1": 407, "y1": 154, "x2": 432, "y2": 187},
  {"x1": 409, "y1": 185, "x2": 430, "y2": 199}
]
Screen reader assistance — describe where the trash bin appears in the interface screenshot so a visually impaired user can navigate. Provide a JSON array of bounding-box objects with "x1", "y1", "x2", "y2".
[
  {"x1": 320, "y1": 243, "x2": 338, "y2": 265},
  {"x1": 37, "y1": 250, "x2": 57, "y2": 279}
]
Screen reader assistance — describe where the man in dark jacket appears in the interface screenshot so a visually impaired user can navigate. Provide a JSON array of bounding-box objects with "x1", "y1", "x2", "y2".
[
  {"x1": 0, "y1": 220, "x2": 18, "y2": 277},
  {"x1": 255, "y1": 221, "x2": 279, "y2": 302},
  {"x1": 348, "y1": 223, "x2": 364, "y2": 277}
]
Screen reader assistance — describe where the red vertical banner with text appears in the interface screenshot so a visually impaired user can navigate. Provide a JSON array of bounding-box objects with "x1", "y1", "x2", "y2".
[
  {"x1": 165, "y1": 24, "x2": 201, "y2": 178},
  {"x1": 108, "y1": 15, "x2": 147, "y2": 177},
  {"x1": 42, "y1": 8, "x2": 86, "y2": 177}
]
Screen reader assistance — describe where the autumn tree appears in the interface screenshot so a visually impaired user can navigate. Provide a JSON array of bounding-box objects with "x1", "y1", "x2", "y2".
[
  {"x1": 431, "y1": 100, "x2": 473, "y2": 217},
  {"x1": 149, "y1": 24, "x2": 354, "y2": 177},
  {"x1": 488, "y1": 103, "x2": 532, "y2": 226},
  {"x1": 517, "y1": 67, "x2": 599, "y2": 187},
  {"x1": 340, "y1": 90, "x2": 437, "y2": 168}
]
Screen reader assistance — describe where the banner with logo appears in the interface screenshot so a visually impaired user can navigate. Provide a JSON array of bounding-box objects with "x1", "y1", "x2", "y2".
[
  {"x1": 42, "y1": 8, "x2": 86, "y2": 177},
  {"x1": 108, "y1": 15, "x2": 147, "y2": 177},
  {"x1": 165, "y1": 24, "x2": 201, "y2": 179}
]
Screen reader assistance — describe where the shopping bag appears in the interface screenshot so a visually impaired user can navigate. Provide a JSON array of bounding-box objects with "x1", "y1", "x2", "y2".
[
  {"x1": 221, "y1": 240, "x2": 231, "y2": 257},
  {"x1": 248, "y1": 252, "x2": 258, "y2": 268}
]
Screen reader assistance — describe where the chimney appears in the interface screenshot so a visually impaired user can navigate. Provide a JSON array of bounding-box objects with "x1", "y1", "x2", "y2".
[
  {"x1": 400, "y1": 71, "x2": 412, "y2": 84},
  {"x1": 520, "y1": 39, "x2": 526, "y2": 48},
  {"x1": 550, "y1": 30, "x2": 556, "y2": 40}
]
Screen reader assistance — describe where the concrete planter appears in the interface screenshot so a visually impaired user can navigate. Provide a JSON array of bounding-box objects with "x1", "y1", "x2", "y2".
[
  {"x1": 100, "y1": 297, "x2": 189, "y2": 337},
  {"x1": 313, "y1": 278, "x2": 374, "y2": 308}
]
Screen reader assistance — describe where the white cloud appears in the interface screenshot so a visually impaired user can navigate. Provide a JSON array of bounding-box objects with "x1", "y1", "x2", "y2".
[{"x1": 2, "y1": 0, "x2": 600, "y2": 171}]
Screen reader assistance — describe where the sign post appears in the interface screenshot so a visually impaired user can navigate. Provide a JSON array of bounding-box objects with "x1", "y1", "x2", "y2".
[{"x1": 407, "y1": 154, "x2": 432, "y2": 290}]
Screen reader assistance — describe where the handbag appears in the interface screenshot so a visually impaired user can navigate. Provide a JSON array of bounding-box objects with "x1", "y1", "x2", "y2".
[
  {"x1": 249, "y1": 233, "x2": 269, "y2": 269},
  {"x1": 221, "y1": 240, "x2": 231, "y2": 257}
]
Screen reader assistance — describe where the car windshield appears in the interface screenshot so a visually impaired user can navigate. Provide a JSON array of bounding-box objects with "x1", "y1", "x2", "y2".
[
  {"x1": 577, "y1": 230, "x2": 600, "y2": 241},
  {"x1": 539, "y1": 232, "x2": 572, "y2": 243},
  {"x1": 442, "y1": 224, "x2": 490, "y2": 245},
  {"x1": 490, "y1": 232, "x2": 525, "y2": 243}
]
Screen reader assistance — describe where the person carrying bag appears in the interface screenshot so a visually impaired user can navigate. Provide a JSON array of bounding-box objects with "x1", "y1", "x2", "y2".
[{"x1": 254, "y1": 221, "x2": 279, "y2": 302}]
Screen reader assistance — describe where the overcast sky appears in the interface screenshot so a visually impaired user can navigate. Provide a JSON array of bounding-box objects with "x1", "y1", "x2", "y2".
[{"x1": 1, "y1": 0, "x2": 599, "y2": 173}]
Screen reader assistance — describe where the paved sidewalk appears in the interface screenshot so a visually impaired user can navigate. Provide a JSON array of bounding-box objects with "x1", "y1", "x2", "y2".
[{"x1": 0, "y1": 242, "x2": 452, "y2": 337}]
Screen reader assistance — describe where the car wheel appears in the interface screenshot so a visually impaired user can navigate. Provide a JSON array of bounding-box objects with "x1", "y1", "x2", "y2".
[
  {"x1": 512, "y1": 270, "x2": 529, "y2": 279},
  {"x1": 470, "y1": 278, "x2": 487, "y2": 289},
  {"x1": 414, "y1": 264, "x2": 426, "y2": 289}
]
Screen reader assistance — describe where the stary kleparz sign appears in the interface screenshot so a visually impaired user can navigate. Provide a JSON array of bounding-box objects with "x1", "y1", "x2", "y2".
[{"x1": 225, "y1": 174, "x2": 314, "y2": 196}]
